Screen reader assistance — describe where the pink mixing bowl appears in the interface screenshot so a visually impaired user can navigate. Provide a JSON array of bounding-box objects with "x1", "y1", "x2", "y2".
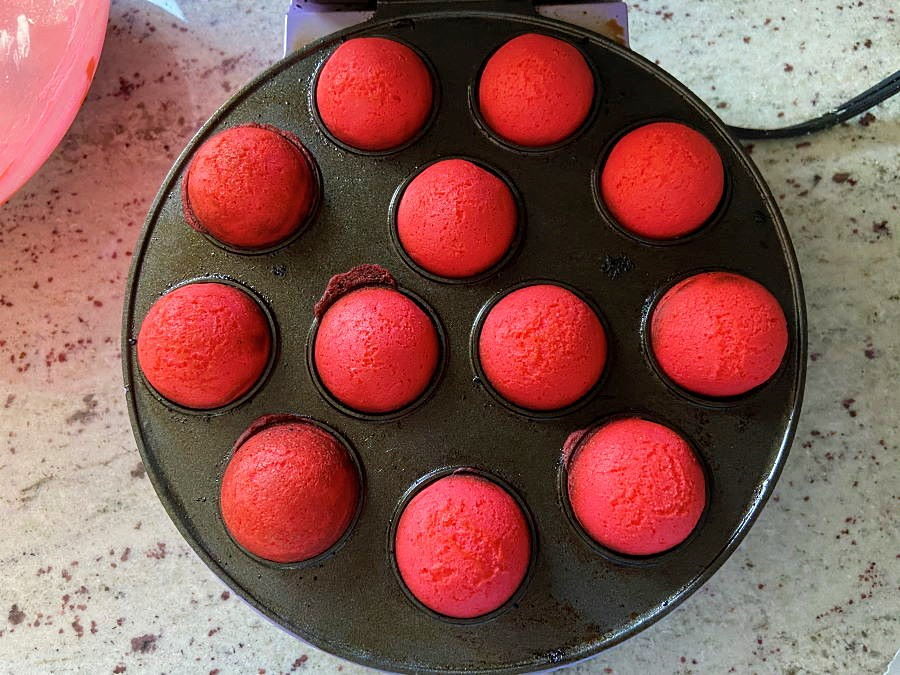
[{"x1": 0, "y1": 0, "x2": 109, "y2": 205}]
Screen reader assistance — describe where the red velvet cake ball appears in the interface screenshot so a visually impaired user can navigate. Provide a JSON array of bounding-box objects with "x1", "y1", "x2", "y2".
[
  {"x1": 316, "y1": 37, "x2": 433, "y2": 151},
  {"x1": 396, "y1": 159, "x2": 517, "y2": 278},
  {"x1": 137, "y1": 283, "x2": 271, "y2": 410},
  {"x1": 183, "y1": 124, "x2": 317, "y2": 250},
  {"x1": 220, "y1": 420, "x2": 359, "y2": 563},
  {"x1": 650, "y1": 272, "x2": 788, "y2": 397},
  {"x1": 478, "y1": 284, "x2": 606, "y2": 411},
  {"x1": 600, "y1": 122, "x2": 724, "y2": 240},
  {"x1": 567, "y1": 418, "x2": 706, "y2": 556},
  {"x1": 478, "y1": 33, "x2": 595, "y2": 147},
  {"x1": 314, "y1": 286, "x2": 440, "y2": 413},
  {"x1": 394, "y1": 474, "x2": 531, "y2": 619}
]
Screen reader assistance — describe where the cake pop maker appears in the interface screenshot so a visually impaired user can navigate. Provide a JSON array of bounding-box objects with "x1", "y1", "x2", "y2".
[{"x1": 123, "y1": 1, "x2": 806, "y2": 672}]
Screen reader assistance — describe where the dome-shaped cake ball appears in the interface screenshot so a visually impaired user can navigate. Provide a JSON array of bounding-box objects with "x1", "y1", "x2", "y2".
[
  {"x1": 137, "y1": 283, "x2": 271, "y2": 409},
  {"x1": 395, "y1": 474, "x2": 531, "y2": 619},
  {"x1": 650, "y1": 271, "x2": 788, "y2": 397},
  {"x1": 600, "y1": 122, "x2": 724, "y2": 240},
  {"x1": 478, "y1": 33, "x2": 595, "y2": 147},
  {"x1": 567, "y1": 418, "x2": 706, "y2": 556},
  {"x1": 478, "y1": 284, "x2": 606, "y2": 411},
  {"x1": 316, "y1": 37, "x2": 434, "y2": 151},
  {"x1": 220, "y1": 420, "x2": 360, "y2": 563},
  {"x1": 397, "y1": 159, "x2": 518, "y2": 278},
  {"x1": 183, "y1": 124, "x2": 317, "y2": 250},
  {"x1": 314, "y1": 286, "x2": 440, "y2": 413}
]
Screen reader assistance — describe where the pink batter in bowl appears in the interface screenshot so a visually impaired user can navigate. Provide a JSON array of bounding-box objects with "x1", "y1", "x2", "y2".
[{"x1": 0, "y1": 0, "x2": 109, "y2": 205}]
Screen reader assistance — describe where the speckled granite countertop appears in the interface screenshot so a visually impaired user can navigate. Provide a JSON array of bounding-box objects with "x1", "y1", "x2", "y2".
[{"x1": 0, "y1": 1, "x2": 897, "y2": 673}]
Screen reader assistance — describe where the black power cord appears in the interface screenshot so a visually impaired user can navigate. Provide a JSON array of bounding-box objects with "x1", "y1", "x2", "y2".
[{"x1": 726, "y1": 69, "x2": 900, "y2": 140}]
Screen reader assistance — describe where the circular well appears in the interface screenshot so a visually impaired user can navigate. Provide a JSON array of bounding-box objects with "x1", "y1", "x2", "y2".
[
  {"x1": 557, "y1": 413, "x2": 712, "y2": 566},
  {"x1": 591, "y1": 118, "x2": 732, "y2": 247},
  {"x1": 217, "y1": 414, "x2": 366, "y2": 569},
  {"x1": 469, "y1": 31, "x2": 602, "y2": 154},
  {"x1": 133, "y1": 276, "x2": 279, "y2": 416},
  {"x1": 310, "y1": 35, "x2": 441, "y2": 156},
  {"x1": 307, "y1": 285, "x2": 448, "y2": 422},
  {"x1": 470, "y1": 280, "x2": 610, "y2": 419},
  {"x1": 181, "y1": 123, "x2": 323, "y2": 256},
  {"x1": 388, "y1": 156, "x2": 525, "y2": 284},
  {"x1": 388, "y1": 466, "x2": 538, "y2": 625},
  {"x1": 640, "y1": 268, "x2": 791, "y2": 407}
]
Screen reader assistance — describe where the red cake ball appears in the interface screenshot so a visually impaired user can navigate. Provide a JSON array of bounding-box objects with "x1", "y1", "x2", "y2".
[
  {"x1": 314, "y1": 286, "x2": 439, "y2": 413},
  {"x1": 137, "y1": 283, "x2": 271, "y2": 410},
  {"x1": 397, "y1": 159, "x2": 518, "y2": 278},
  {"x1": 316, "y1": 37, "x2": 433, "y2": 151},
  {"x1": 601, "y1": 122, "x2": 724, "y2": 239},
  {"x1": 567, "y1": 418, "x2": 706, "y2": 556},
  {"x1": 651, "y1": 272, "x2": 788, "y2": 397},
  {"x1": 478, "y1": 284, "x2": 606, "y2": 411},
  {"x1": 395, "y1": 474, "x2": 531, "y2": 619},
  {"x1": 183, "y1": 124, "x2": 317, "y2": 250},
  {"x1": 220, "y1": 420, "x2": 359, "y2": 563},
  {"x1": 478, "y1": 33, "x2": 595, "y2": 147}
]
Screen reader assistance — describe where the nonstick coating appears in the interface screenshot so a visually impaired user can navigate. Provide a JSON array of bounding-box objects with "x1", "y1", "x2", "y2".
[{"x1": 123, "y1": 3, "x2": 806, "y2": 673}]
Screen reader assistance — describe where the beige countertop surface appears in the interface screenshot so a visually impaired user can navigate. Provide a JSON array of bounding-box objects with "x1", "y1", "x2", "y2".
[{"x1": 0, "y1": 1, "x2": 897, "y2": 673}]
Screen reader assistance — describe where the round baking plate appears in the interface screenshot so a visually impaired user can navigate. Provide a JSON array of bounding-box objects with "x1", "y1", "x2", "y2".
[{"x1": 123, "y1": 3, "x2": 806, "y2": 673}]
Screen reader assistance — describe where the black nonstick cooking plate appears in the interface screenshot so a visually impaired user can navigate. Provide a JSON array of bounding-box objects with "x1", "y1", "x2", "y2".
[{"x1": 122, "y1": 1, "x2": 806, "y2": 672}]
